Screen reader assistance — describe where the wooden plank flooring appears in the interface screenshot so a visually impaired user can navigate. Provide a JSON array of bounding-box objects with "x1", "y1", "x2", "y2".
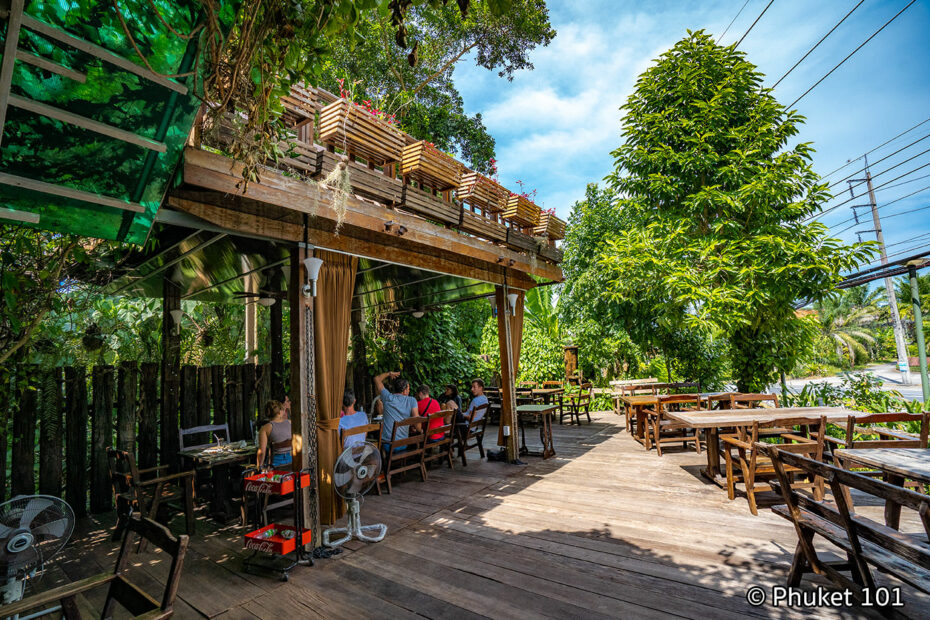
[{"x1": 24, "y1": 411, "x2": 930, "y2": 618}]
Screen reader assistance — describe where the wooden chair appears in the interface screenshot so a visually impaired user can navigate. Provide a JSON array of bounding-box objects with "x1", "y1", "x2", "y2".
[
  {"x1": 644, "y1": 394, "x2": 703, "y2": 456},
  {"x1": 107, "y1": 448, "x2": 195, "y2": 540},
  {"x1": 457, "y1": 403, "x2": 489, "y2": 466},
  {"x1": 563, "y1": 382, "x2": 593, "y2": 425},
  {"x1": 720, "y1": 417, "x2": 826, "y2": 516},
  {"x1": 383, "y1": 417, "x2": 428, "y2": 493},
  {"x1": 422, "y1": 411, "x2": 456, "y2": 470},
  {"x1": 178, "y1": 423, "x2": 230, "y2": 451},
  {"x1": 760, "y1": 444, "x2": 930, "y2": 600},
  {"x1": 340, "y1": 422, "x2": 385, "y2": 495},
  {"x1": 1, "y1": 515, "x2": 190, "y2": 619},
  {"x1": 484, "y1": 388, "x2": 502, "y2": 425},
  {"x1": 712, "y1": 393, "x2": 779, "y2": 410}
]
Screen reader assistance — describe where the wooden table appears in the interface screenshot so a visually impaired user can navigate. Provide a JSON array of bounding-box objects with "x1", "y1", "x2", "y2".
[
  {"x1": 179, "y1": 442, "x2": 257, "y2": 521},
  {"x1": 666, "y1": 407, "x2": 867, "y2": 483},
  {"x1": 835, "y1": 448, "x2": 930, "y2": 530},
  {"x1": 516, "y1": 404, "x2": 557, "y2": 459},
  {"x1": 618, "y1": 395, "x2": 659, "y2": 447}
]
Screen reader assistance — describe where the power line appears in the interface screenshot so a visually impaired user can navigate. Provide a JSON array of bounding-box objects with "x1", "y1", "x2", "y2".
[
  {"x1": 820, "y1": 116, "x2": 930, "y2": 181},
  {"x1": 829, "y1": 183, "x2": 930, "y2": 231},
  {"x1": 886, "y1": 232, "x2": 930, "y2": 249},
  {"x1": 718, "y1": 0, "x2": 752, "y2": 43},
  {"x1": 736, "y1": 0, "x2": 776, "y2": 48},
  {"x1": 772, "y1": 0, "x2": 866, "y2": 89},
  {"x1": 787, "y1": 0, "x2": 918, "y2": 109},
  {"x1": 884, "y1": 203, "x2": 930, "y2": 220},
  {"x1": 881, "y1": 172, "x2": 930, "y2": 191},
  {"x1": 826, "y1": 130, "x2": 930, "y2": 192}
]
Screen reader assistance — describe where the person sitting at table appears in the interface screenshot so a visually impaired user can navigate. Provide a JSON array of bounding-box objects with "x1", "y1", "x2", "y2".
[
  {"x1": 339, "y1": 389, "x2": 370, "y2": 449},
  {"x1": 256, "y1": 397, "x2": 291, "y2": 469},
  {"x1": 374, "y1": 370, "x2": 418, "y2": 452},
  {"x1": 457, "y1": 379, "x2": 488, "y2": 425},
  {"x1": 416, "y1": 385, "x2": 445, "y2": 442},
  {"x1": 438, "y1": 384, "x2": 462, "y2": 414}
]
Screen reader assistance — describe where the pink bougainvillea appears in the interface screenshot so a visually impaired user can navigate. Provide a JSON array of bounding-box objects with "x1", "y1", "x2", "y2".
[{"x1": 337, "y1": 78, "x2": 397, "y2": 125}]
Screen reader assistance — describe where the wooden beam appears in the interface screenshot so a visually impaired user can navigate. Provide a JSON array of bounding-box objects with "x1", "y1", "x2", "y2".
[
  {"x1": 20, "y1": 14, "x2": 188, "y2": 95},
  {"x1": 0, "y1": 207, "x2": 39, "y2": 224},
  {"x1": 15, "y1": 49, "x2": 86, "y2": 83},
  {"x1": 496, "y1": 286, "x2": 519, "y2": 462},
  {"x1": 0, "y1": 171, "x2": 146, "y2": 213},
  {"x1": 181, "y1": 148, "x2": 562, "y2": 283},
  {"x1": 9, "y1": 94, "x2": 167, "y2": 152},
  {"x1": 166, "y1": 196, "x2": 540, "y2": 292},
  {"x1": 0, "y1": 0, "x2": 26, "y2": 149}
]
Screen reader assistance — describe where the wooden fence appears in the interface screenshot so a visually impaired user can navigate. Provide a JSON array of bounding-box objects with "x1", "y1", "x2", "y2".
[{"x1": 1, "y1": 362, "x2": 272, "y2": 516}]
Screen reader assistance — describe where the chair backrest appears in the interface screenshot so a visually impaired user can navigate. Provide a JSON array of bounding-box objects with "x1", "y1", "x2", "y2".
[
  {"x1": 742, "y1": 417, "x2": 826, "y2": 462},
  {"x1": 731, "y1": 393, "x2": 779, "y2": 409},
  {"x1": 389, "y1": 417, "x2": 428, "y2": 454},
  {"x1": 426, "y1": 411, "x2": 455, "y2": 440},
  {"x1": 518, "y1": 381, "x2": 538, "y2": 389},
  {"x1": 108, "y1": 515, "x2": 190, "y2": 615},
  {"x1": 844, "y1": 411, "x2": 929, "y2": 449},
  {"x1": 179, "y1": 423, "x2": 231, "y2": 451},
  {"x1": 622, "y1": 383, "x2": 657, "y2": 396},
  {"x1": 107, "y1": 448, "x2": 143, "y2": 497},
  {"x1": 467, "y1": 402, "x2": 490, "y2": 426},
  {"x1": 341, "y1": 422, "x2": 382, "y2": 450},
  {"x1": 656, "y1": 393, "x2": 701, "y2": 413},
  {"x1": 542, "y1": 380, "x2": 563, "y2": 389}
]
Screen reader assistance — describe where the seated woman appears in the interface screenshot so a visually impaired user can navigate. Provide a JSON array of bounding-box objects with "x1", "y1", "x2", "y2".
[
  {"x1": 438, "y1": 384, "x2": 462, "y2": 414},
  {"x1": 256, "y1": 398, "x2": 292, "y2": 469},
  {"x1": 339, "y1": 389, "x2": 370, "y2": 449}
]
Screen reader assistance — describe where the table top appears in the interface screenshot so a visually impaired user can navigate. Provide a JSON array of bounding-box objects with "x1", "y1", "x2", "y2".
[
  {"x1": 666, "y1": 406, "x2": 866, "y2": 428},
  {"x1": 618, "y1": 395, "x2": 660, "y2": 406},
  {"x1": 532, "y1": 388, "x2": 565, "y2": 396},
  {"x1": 517, "y1": 404, "x2": 557, "y2": 415},
  {"x1": 180, "y1": 442, "x2": 257, "y2": 466},
  {"x1": 837, "y1": 448, "x2": 930, "y2": 483}
]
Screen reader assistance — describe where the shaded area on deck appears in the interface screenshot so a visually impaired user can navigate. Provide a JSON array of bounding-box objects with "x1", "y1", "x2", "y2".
[{"x1": 34, "y1": 412, "x2": 930, "y2": 618}]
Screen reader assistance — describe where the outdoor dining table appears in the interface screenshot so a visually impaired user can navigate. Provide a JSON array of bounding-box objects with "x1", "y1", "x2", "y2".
[
  {"x1": 665, "y1": 407, "x2": 868, "y2": 484},
  {"x1": 834, "y1": 447, "x2": 930, "y2": 530},
  {"x1": 516, "y1": 403, "x2": 557, "y2": 459},
  {"x1": 179, "y1": 441, "x2": 258, "y2": 521}
]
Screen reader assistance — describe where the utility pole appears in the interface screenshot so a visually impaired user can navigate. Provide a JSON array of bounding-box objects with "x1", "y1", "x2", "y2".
[{"x1": 849, "y1": 154, "x2": 911, "y2": 385}]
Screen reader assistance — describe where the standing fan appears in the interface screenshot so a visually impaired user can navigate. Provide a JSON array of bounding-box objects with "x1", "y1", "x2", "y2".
[
  {"x1": 322, "y1": 442, "x2": 387, "y2": 547},
  {"x1": 0, "y1": 495, "x2": 75, "y2": 606}
]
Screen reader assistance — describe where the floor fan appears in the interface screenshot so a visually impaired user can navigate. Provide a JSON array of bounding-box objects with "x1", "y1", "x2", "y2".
[{"x1": 323, "y1": 442, "x2": 387, "y2": 547}]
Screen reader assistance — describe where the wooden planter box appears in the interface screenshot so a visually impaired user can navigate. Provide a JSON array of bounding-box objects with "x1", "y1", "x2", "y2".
[
  {"x1": 461, "y1": 209, "x2": 507, "y2": 242},
  {"x1": 457, "y1": 171, "x2": 507, "y2": 213},
  {"x1": 280, "y1": 83, "x2": 319, "y2": 127},
  {"x1": 401, "y1": 141, "x2": 463, "y2": 192},
  {"x1": 318, "y1": 99, "x2": 405, "y2": 165},
  {"x1": 503, "y1": 194, "x2": 540, "y2": 228},
  {"x1": 533, "y1": 211, "x2": 566, "y2": 240}
]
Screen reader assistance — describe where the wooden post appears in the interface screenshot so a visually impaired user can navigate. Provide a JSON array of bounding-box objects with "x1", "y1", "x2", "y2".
[
  {"x1": 38, "y1": 367, "x2": 63, "y2": 496},
  {"x1": 289, "y1": 245, "x2": 319, "y2": 543},
  {"x1": 137, "y1": 362, "x2": 159, "y2": 470},
  {"x1": 0, "y1": 369, "x2": 11, "y2": 503},
  {"x1": 257, "y1": 363, "x2": 271, "y2": 419},
  {"x1": 226, "y1": 365, "x2": 242, "y2": 440},
  {"x1": 270, "y1": 292, "x2": 285, "y2": 400},
  {"x1": 197, "y1": 366, "x2": 212, "y2": 426},
  {"x1": 65, "y1": 366, "x2": 88, "y2": 516},
  {"x1": 496, "y1": 286, "x2": 519, "y2": 462},
  {"x1": 211, "y1": 365, "x2": 226, "y2": 424},
  {"x1": 11, "y1": 369, "x2": 37, "y2": 497},
  {"x1": 180, "y1": 365, "x2": 197, "y2": 431},
  {"x1": 241, "y1": 363, "x2": 257, "y2": 439},
  {"x1": 90, "y1": 365, "x2": 115, "y2": 513},
  {"x1": 116, "y1": 361, "x2": 138, "y2": 453},
  {"x1": 161, "y1": 280, "x2": 181, "y2": 469}
]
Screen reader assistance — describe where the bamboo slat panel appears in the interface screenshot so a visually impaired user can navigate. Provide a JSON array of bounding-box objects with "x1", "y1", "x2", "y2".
[
  {"x1": 457, "y1": 171, "x2": 507, "y2": 212},
  {"x1": 461, "y1": 209, "x2": 507, "y2": 242},
  {"x1": 401, "y1": 141, "x2": 464, "y2": 192},
  {"x1": 319, "y1": 99, "x2": 405, "y2": 165},
  {"x1": 534, "y1": 211, "x2": 566, "y2": 240},
  {"x1": 503, "y1": 194, "x2": 540, "y2": 228},
  {"x1": 280, "y1": 84, "x2": 319, "y2": 126}
]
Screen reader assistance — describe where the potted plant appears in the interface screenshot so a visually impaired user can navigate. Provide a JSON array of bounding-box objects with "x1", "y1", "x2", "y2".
[
  {"x1": 401, "y1": 140, "x2": 464, "y2": 192},
  {"x1": 534, "y1": 208, "x2": 566, "y2": 240},
  {"x1": 503, "y1": 193, "x2": 541, "y2": 229},
  {"x1": 318, "y1": 97, "x2": 405, "y2": 166},
  {"x1": 457, "y1": 170, "x2": 508, "y2": 213}
]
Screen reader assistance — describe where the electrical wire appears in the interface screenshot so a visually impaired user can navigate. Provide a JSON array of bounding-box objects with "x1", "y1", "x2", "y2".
[
  {"x1": 825, "y1": 183, "x2": 930, "y2": 231},
  {"x1": 787, "y1": 0, "x2": 918, "y2": 109},
  {"x1": 885, "y1": 232, "x2": 930, "y2": 249},
  {"x1": 826, "y1": 130, "x2": 930, "y2": 192},
  {"x1": 736, "y1": 0, "x2": 776, "y2": 48},
  {"x1": 881, "y1": 172, "x2": 930, "y2": 191},
  {"x1": 718, "y1": 0, "x2": 752, "y2": 43},
  {"x1": 820, "y1": 116, "x2": 930, "y2": 181},
  {"x1": 884, "y1": 203, "x2": 930, "y2": 221},
  {"x1": 772, "y1": 0, "x2": 866, "y2": 89}
]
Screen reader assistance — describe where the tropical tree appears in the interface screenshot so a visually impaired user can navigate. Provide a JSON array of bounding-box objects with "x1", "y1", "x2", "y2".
[
  {"x1": 598, "y1": 31, "x2": 873, "y2": 392},
  {"x1": 813, "y1": 287, "x2": 882, "y2": 367},
  {"x1": 895, "y1": 273, "x2": 930, "y2": 323},
  {"x1": 524, "y1": 284, "x2": 560, "y2": 341}
]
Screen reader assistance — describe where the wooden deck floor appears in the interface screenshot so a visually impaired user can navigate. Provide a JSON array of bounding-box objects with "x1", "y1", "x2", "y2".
[{"x1": 35, "y1": 411, "x2": 930, "y2": 618}]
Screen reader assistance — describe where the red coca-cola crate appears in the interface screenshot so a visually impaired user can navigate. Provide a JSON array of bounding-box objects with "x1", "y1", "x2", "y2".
[
  {"x1": 243, "y1": 470, "x2": 311, "y2": 495},
  {"x1": 243, "y1": 523, "x2": 312, "y2": 555}
]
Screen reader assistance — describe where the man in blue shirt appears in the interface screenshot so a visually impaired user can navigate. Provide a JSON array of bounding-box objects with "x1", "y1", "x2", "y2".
[
  {"x1": 458, "y1": 378, "x2": 489, "y2": 425},
  {"x1": 374, "y1": 370, "x2": 418, "y2": 450}
]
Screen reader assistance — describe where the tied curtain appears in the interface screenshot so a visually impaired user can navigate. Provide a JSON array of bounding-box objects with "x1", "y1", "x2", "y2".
[
  {"x1": 313, "y1": 249, "x2": 358, "y2": 525},
  {"x1": 498, "y1": 290, "x2": 525, "y2": 447}
]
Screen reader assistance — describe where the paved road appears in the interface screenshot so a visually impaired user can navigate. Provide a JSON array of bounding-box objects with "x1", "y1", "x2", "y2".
[{"x1": 775, "y1": 362, "x2": 925, "y2": 401}]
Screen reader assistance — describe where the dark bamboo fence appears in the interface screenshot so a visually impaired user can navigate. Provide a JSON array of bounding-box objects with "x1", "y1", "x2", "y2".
[{"x1": 1, "y1": 362, "x2": 273, "y2": 515}]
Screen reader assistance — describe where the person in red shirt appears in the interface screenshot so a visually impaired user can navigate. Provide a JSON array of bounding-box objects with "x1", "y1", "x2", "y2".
[{"x1": 416, "y1": 385, "x2": 445, "y2": 441}]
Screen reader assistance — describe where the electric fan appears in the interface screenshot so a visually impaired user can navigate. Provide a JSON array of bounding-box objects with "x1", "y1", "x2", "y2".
[
  {"x1": 322, "y1": 442, "x2": 387, "y2": 547},
  {"x1": 0, "y1": 495, "x2": 75, "y2": 606}
]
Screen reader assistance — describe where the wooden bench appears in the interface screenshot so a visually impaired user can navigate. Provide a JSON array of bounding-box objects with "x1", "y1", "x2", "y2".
[{"x1": 759, "y1": 443, "x2": 930, "y2": 603}]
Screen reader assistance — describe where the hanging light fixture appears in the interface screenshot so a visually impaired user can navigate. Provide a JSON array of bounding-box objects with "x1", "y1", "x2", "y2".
[
  {"x1": 411, "y1": 309, "x2": 425, "y2": 319},
  {"x1": 257, "y1": 297, "x2": 276, "y2": 307},
  {"x1": 302, "y1": 256, "x2": 324, "y2": 297},
  {"x1": 507, "y1": 293, "x2": 518, "y2": 315},
  {"x1": 169, "y1": 309, "x2": 184, "y2": 335},
  {"x1": 490, "y1": 295, "x2": 498, "y2": 317}
]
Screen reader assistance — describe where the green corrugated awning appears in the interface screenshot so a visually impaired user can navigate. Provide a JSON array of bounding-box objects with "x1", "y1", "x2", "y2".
[{"x1": 0, "y1": 0, "x2": 236, "y2": 244}]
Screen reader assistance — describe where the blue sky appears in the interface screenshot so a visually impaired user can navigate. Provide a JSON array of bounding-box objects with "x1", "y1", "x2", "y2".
[{"x1": 454, "y1": 0, "x2": 930, "y2": 269}]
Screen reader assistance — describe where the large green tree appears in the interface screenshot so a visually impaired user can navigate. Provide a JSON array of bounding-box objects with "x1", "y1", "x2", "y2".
[{"x1": 599, "y1": 31, "x2": 873, "y2": 391}]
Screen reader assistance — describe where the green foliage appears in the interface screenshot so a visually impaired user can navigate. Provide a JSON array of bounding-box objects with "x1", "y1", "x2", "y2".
[
  {"x1": 813, "y1": 286, "x2": 883, "y2": 368},
  {"x1": 783, "y1": 374, "x2": 926, "y2": 421},
  {"x1": 476, "y1": 315, "x2": 564, "y2": 384},
  {"x1": 599, "y1": 30, "x2": 873, "y2": 392}
]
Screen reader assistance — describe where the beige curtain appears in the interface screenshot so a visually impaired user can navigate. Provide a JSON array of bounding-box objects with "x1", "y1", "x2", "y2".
[
  {"x1": 313, "y1": 249, "x2": 358, "y2": 525},
  {"x1": 498, "y1": 289, "x2": 526, "y2": 448}
]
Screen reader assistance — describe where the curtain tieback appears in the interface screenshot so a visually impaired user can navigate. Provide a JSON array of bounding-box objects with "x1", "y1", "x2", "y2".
[{"x1": 318, "y1": 418, "x2": 340, "y2": 432}]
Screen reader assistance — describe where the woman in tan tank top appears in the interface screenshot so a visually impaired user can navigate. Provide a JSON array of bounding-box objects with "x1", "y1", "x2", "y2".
[{"x1": 256, "y1": 398, "x2": 292, "y2": 468}]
